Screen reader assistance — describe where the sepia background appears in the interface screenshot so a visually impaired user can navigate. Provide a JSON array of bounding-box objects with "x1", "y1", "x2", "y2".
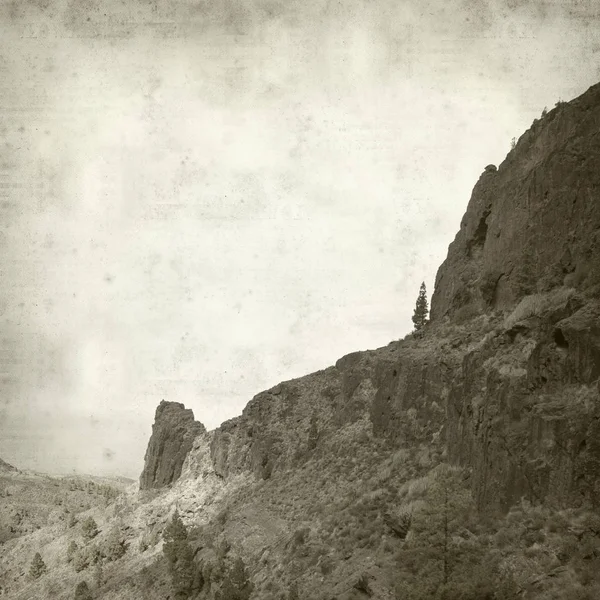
[{"x1": 1, "y1": 0, "x2": 599, "y2": 477}]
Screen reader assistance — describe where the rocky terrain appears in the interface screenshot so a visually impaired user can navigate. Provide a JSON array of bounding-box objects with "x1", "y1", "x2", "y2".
[{"x1": 1, "y1": 83, "x2": 600, "y2": 599}]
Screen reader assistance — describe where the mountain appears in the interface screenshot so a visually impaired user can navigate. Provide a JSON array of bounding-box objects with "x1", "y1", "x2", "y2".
[{"x1": 1, "y1": 83, "x2": 600, "y2": 600}]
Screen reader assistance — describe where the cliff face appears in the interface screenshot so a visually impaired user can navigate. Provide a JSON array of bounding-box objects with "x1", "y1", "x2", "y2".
[
  {"x1": 431, "y1": 83, "x2": 600, "y2": 322},
  {"x1": 139, "y1": 400, "x2": 206, "y2": 490},
  {"x1": 197, "y1": 296, "x2": 599, "y2": 513}
]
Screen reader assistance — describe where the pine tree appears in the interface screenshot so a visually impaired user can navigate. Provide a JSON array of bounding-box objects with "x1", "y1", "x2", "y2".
[
  {"x1": 412, "y1": 282, "x2": 429, "y2": 331},
  {"x1": 163, "y1": 510, "x2": 196, "y2": 598},
  {"x1": 216, "y1": 556, "x2": 253, "y2": 600},
  {"x1": 29, "y1": 552, "x2": 47, "y2": 579},
  {"x1": 407, "y1": 465, "x2": 474, "y2": 589}
]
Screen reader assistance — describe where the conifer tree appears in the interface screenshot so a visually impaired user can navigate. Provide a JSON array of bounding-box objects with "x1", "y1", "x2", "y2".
[
  {"x1": 29, "y1": 552, "x2": 47, "y2": 579},
  {"x1": 399, "y1": 464, "x2": 476, "y2": 596},
  {"x1": 216, "y1": 556, "x2": 253, "y2": 600},
  {"x1": 163, "y1": 510, "x2": 196, "y2": 598},
  {"x1": 412, "y1": 282, "x2": 429, "y2": 331}
]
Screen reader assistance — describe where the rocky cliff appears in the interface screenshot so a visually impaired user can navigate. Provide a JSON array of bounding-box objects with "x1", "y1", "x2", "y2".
[
  {"x1": 431, "y1": 82, "x2": 600, "y2": 322},
  {"x1": 139, "y1": 400, "x2": 206, "y2": 489}
]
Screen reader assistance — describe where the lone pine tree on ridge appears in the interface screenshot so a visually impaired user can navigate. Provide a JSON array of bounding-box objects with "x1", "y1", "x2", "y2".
[{"x1": 412, "y1": 282, "x2": 429, "y2": 331}]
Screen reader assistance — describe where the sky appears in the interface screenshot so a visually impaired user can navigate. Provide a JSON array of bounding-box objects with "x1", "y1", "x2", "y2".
[{"x1": 0, "y1": 0, "x2": 599, "y2": 478}]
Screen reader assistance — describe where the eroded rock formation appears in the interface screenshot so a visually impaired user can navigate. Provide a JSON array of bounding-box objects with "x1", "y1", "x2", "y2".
[
  {"x1": 431, "y1": 82, "x2": 600, "y2": 321},
  {"x1": 0, "y1": 458, "x2": 16, "y2": 473},
  {"x1": 139, "y1": 401, "x2": 205, "y2": 489}
]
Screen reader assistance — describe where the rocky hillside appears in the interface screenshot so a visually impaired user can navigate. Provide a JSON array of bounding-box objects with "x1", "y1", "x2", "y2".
[{"x1": 1, "y1": 83, "x2": 600, "y2": 600}]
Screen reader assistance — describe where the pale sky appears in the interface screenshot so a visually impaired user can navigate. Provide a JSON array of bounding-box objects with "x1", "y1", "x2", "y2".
[{"x1": 1, "y1": 0, "x2": 599, "y2": 478}]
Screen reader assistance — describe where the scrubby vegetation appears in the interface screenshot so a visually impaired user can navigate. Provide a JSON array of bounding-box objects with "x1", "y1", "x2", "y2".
[
  {"x1": 81, "y1": 516, "x2": 99, "y2": 541},
  {"x1": 28, "y1": 552, "x2": 47, "y2": 580},
  {"x1": 74, "y1": 580, "x2": 93, "y2": 600}
]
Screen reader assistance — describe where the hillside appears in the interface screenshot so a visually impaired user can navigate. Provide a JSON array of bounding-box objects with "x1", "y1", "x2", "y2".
[{"x1": 1, "y1": 83, "x2": 600, "y2": 599}]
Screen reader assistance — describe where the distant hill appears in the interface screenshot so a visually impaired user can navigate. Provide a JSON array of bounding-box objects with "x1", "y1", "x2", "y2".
[{"x1": 0, "y1": 458, "x2": 17, "y2": 473}]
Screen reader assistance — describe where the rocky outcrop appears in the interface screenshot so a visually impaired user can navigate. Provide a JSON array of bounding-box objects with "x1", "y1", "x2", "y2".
[
  {"x1": 139, "y1": 401, "x2": 205, "y2": 490},
  {"x1": 446, "y1": 292, "x2": 600, "y2": 510},
  {"x1": 431, "y1": 82, "x2": 600, "y2": 322}
]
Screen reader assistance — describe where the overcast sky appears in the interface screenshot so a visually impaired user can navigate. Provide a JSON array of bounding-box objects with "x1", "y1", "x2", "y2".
[{"x1": 0, "y1": 0, "x2": 599, "y2": 478}]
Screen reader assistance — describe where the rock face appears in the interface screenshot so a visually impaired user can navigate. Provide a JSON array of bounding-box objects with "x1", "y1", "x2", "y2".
[
  {"x1": 431, "y1": 83, "x2": 600, "y2": 322},
  {"x1": 139, "y1": 401, "x2": 205, "y2": 490}
]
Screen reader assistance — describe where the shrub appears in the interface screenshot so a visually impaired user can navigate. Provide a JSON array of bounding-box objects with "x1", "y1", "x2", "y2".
[
  {"x1": 81, "y1": 516, "x2": 99, "y2": 541},
  {"x1": 103, "y1": 526, "x2": 127, "y2": 561},
  {"x1": 93, "y1": 564, "x2": 104, "y2": 588},
  {"x1": 73, "y1": 545, "x2": 101, "y2": 573},
  {"x1": 353, "y1": 574, "x2": 370, "y2": 593},
  {"x1": 29, "y1": 552, "x2": 47, "y2": 579},
  {"x1": 139, "y1": 528, "x2": 159, "y2": 552},
  {"x1": 67, "y1": 540, "x2": 79, "y2": 563},
  {"x1": 74, "y1": 580, "x2": 93, "y2": 600},
  {"x1": 293, "y1": 527, "x2": 309, "y2": 546}
]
